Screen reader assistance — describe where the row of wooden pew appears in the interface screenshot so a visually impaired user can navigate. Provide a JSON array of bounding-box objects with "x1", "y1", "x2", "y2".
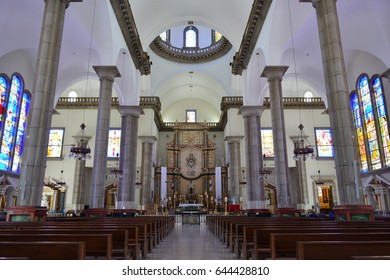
[
  {"x1": 0, "y1": 215, "x2": 175, "y2": 260},
  {"x1": 206, "y1": 215, "x2": 390, "y2": 260}
]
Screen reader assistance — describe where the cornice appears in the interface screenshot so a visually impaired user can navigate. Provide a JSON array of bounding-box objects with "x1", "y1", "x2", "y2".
[
  {"x1": 231, "y1": 0, "x2": 273, "y2": 75},
  {"x1": 149, "y1": 36, "x2": 233, "y2": 64},
  {"x1": 110, "y1": 0, "x2": 151, "y2": 75}
]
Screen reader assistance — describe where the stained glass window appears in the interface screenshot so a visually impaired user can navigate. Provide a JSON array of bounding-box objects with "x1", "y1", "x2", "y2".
[
  {"x1": 212, "y1": 30, "x2": 222, "y2": 43},
  {"x1": 350, "y1": 74, "x2": 390, "y2": 172},
  {"x1": 0, "y1": 76, "x2": 9, "y2": 134},
  {"x1": 261, "y1": 128, "x2": 274, "y2": 158},
  {"x1": 358, "y1": 75, "x2": 381, "y2": 169},
  {"x1": 107, "y1": 129, "x2": 121, "y2": 158},
  {"x1": 0, "y1": 75, "x2": 22, "y2": 171},
  {"x1": 184, "y1": 26, "x2": 198, "y2": 48},
  {"x1": 11, "y1": 92, "x2": 30, "y2": 172},
  {"x1": 371, "y1": 75, "x2": 390, "y2": 167},
  {"x1": 47, "y1": 128, "x2": 65, "y2": 158},
  {"x1": 315, "y1": 128, "x2": 334, "y2": 158},
  {"x1": 0, "y1": 73, "x2": 31, "y2": 173}
]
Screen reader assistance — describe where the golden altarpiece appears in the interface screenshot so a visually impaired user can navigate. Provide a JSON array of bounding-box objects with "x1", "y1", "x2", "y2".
[{"x1": 154, "y1": 123, "x2": 228, "y2": 211}]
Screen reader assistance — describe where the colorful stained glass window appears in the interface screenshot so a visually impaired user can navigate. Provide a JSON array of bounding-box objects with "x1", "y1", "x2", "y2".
[
  {"x1": 47, "y1": 128, "x2": 65, "y2": 158},
  {"x1": 371, "y1": 76, "x2": 390, "y2": 167},
  {"x1": 11, "y1": 92, "x2": 30, "y2": 172},
  {"x1": 315, "y1": 128, "x2": 334, "y2": 158},
  {"x1": 0, "y1": 74, "x2": 31, "y2": 173},
  {"x1": 107, "y1": 129, "x2": 121, "y2": 158},
  {"x1": 0, "y1": 75, "x2": 22, "y2": 171},
  {"x1": 213, "y1": 30, "x2": 222, "y2": 43},
  {"x1": 358, "y1": 75, "x2": 381, "y2": 169},
  {"x1": 351, "y1": 92, "x2": 368, "y2": 172},
  {"x1": 0, "y1": 76, "x2": 9, "y2": 134},
  {"x1": 261, "y1": 128, "x2": 274, "y2": 158}
]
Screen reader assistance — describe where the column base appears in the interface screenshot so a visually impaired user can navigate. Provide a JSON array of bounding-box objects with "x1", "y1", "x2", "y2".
[
  {"x1": 332, "y1": 205, "x2": 374, "y2": 221},
  {"x1": 274, "y1": 207, "x2": 304, "y2": 217},
  {"x1": 246, "y1": 208, "x2": 272, "y2": 217},
  {"x1": 5, "y1": 206, "x2": 48, "y2": 222}
]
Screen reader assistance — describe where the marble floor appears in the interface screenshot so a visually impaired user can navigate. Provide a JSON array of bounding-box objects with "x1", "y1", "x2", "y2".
[{"x1": 145, "y1": 221, "x2": 237, "y2": 260}]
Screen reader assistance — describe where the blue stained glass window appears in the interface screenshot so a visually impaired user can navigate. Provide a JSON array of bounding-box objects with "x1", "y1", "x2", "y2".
[
  {"x1": 351, "y1": 74, "x2": 390, "y2": 172},
  {"x1": 0, "y1": 76, "x2": 9, "y2": 134},
  {"x1": 315, "y1": 128, "x2": 334, "y2": 158},
  {"x1": 0, "y1": 75, "x2": 22, "y2": 171},
  {"x1": 358, "y1": 75, "x2": 381, "y2": 170},
  {"x1": 12, "y1": 92, "x2": 30, "y2": 172},
  {"x1": 350, "y1": 91, "x2": 368, "y2": 172},
  {"x1": 0, "y1": 73, "x2": 31, "y2": 174},
  {"x1": 372, "y1": 76, "x2": 390, "y2": 167}
]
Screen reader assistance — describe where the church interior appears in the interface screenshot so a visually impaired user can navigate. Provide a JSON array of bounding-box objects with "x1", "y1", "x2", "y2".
[{"x1": 0, "y1": 0, "x2": 390, "y2": 260}]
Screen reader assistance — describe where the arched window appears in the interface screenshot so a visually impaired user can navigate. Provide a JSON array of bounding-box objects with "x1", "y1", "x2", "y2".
[
  {"x1": 350, "y1": 74, "x2": 390, "y2": 172},
  {"x1": 0, "y1": 73, "x2": 31, "y2": 173},
  {"x1": 212, "y1": 30, "x2": 222, "y2": 43},
  {"x1": 183, "y1": 26, "x2": 198, "y2": 48}
]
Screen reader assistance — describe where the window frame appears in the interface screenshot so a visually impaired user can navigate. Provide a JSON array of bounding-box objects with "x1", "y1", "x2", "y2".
[
  {"x1": 47, "y1": 127, "x2": 65, "y2": 159},
  {"x1": 314, "y1": 127, "x2": 334, "y2": 159}
]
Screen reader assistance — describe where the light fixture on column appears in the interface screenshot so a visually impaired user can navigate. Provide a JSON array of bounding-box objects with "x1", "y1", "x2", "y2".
[
  {"x1": 69, "y1": 123, "x2": 91, "y2": 160},
  {"x1": 57, "y1": 170, "x2": 66, "y2": 186},
  {"x1": 293, "y1": 124, "x2": 315, "y2": 161},
  {"x1": 109, "y1": 153, "x2": 123, "y2": 178},
  {"x1": 135, "y1": 170, "x2": 142, "y2": 189},
  {"x1": 239, "y1": 169, "x2": 246, "y2": 187}
]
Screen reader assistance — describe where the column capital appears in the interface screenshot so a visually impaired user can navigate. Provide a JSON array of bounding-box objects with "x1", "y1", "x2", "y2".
[
  {"x1": 118, "y1": 105, "x2": 144, "y2": 117},
  {"x1": 238, "y1": 105, "x2": 264, "y2": 118},
  {"x1": 381, "y1": 68, "x2": 390, "y2": 81},
  {"x1": 138, "y1": 136, "x2": 157, "y2": 144},
  {"x1": 224, "y1": 136, "x2": 244, "y2": 144},
  {"x1": 93, "y1": 66, "x2": 121, "y2": 81},
  {"x1": 261, "y1": 66, "x2": 289, "y2": 81},
  {"x1": 299, "y1": 0, "x2": 322, "y2": 8}
]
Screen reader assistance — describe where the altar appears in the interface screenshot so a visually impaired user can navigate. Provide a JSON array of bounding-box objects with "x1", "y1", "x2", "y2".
[{"x1": 179, "y1": 203, "x2": 203, "y2": 224}]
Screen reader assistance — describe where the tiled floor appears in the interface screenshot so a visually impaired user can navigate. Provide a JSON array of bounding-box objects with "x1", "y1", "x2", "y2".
[{"x1": 145, "y1": 221, "x2": 237, "y2": 260}]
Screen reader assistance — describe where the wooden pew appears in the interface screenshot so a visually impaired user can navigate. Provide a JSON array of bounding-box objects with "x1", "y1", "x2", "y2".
[
  {"x1": 0, "y1": 228, "x2": 131, "y2": 260},
  {"x1": 297, "y1": 240, "x2": 390, "y2": 260},
  {"x1": 0, "y1": 233, "x2": 112, "y2": 259},
  {"x1": 271, "y1": 232, "x2": 390, "y2": 259},
  {"x1": 0, "y1": 241, "x2": 86, "y2": 260},
  {"x1": 252, "y1": 226, "x2": 390, "y2": 260}
]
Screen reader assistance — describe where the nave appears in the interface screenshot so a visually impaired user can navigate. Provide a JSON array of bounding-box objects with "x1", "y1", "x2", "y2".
[{"x1": 146, "y1": 221, "x2": 236, "y2": 260}]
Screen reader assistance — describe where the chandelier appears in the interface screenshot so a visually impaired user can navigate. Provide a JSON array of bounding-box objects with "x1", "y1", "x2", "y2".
[
  {"x1": 69, "y1": 123, "x2": 91, "y2": 160},
  {"x1": 293, "y1": 124, "x2": 315, "y2": 161},
  {"x1": 110, "y1": 153, "x2": 123, "y2": 178}
]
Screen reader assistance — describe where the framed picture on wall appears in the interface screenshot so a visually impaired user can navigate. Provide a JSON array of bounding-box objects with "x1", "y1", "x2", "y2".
[{"x1": 186, "y1": 110, "x2": 196, "y2": 123}]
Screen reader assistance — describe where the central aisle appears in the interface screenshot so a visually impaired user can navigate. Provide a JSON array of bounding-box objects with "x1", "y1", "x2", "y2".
[{"x1": 146, "y1": 221, "x2": 237, "y2": 260}]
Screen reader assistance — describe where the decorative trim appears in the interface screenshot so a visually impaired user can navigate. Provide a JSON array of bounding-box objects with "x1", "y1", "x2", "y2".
[
  {"x1": 55, "y1": 96, "x2": 326, "y2": 131},
  {"x1": 110, "y1": 0, "x2": 151, "y2": 75},
  {"x1": 150, "y1": 36, "x2": 232, "y2": 64},
  {"x1": 231, "y1": 0, "x2": 273, "y2": 75}
]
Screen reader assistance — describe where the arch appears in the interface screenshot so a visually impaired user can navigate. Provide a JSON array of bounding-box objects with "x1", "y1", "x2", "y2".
[{"x1": 183, "y1": 26, "x2": 199, "y2": 48}]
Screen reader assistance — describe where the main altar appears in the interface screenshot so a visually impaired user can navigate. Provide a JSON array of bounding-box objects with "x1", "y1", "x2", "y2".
[{"x1": 154, "y1": 122, "x2": 228, "y2": 213}]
